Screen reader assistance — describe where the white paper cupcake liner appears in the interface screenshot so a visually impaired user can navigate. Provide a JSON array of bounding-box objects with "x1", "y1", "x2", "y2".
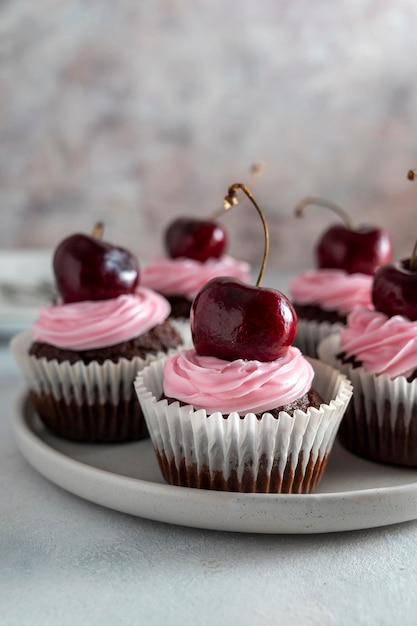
[
  {"x1": 10, "y1": 329, "x2": 172, "y2": 442},
  {"x1": 10, "y1": 330, "x2": 168, "y2": 404},
  {"x1": 134, "y1": 356, "x2": 352, "y2": 493},
  {"x1": 293, "y1": 318, "x2": 343, "y2": 359},
  {"x1": 318, "y1": 334, "x2": 417, "y2": 466}
]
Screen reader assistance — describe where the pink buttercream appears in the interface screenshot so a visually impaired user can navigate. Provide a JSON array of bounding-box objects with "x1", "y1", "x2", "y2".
[
  {"x1": 339, "y1": 307, "x2": 417, "y2": 379},
  {"x1": 163, "y1": 347, "x2": 314, "y2": 415},
  {"x1": 32, "y1": 287, "x2": 171, "y2": 350},
  {"x1": 289, "y1": 269, "x2": 373, "y2": 314},
  {"x1": 141, "y1": 255, "x2": 251, "y2": 300}
]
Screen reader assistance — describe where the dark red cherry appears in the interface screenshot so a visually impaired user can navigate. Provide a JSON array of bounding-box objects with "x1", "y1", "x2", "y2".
[
  {"x1": 372, "y1": 259, "x2": 417, "y2": 321},
  {"x1": 53, "y1": 224, "x2": 140, "y2": 303},
  {"x1": 295, "y1": 197, "x2": 392, "y2": 275},
  {"x1": 164, "y1": 165, "x2": 263, "y2": 263},
  {"x1": 317, "y1": 224, "x2": 392, "y2": 275},
  {"x1": 164, "y1": 217, "x2": 227, "y2": 262},
  {"x1": 190, "y1": 183, "x2": 296, "y2": 362},
  {"x1": 191, "y1": 277, "x2": 297, "y2": 362},
  {"x1": 371, "y1": 169, "x2": 417, "y2": 320}
]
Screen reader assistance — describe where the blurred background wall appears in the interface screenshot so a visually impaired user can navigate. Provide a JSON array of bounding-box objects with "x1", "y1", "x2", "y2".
[{"x1": 1, "y1": 0, "x2": 417, "y2": 270}]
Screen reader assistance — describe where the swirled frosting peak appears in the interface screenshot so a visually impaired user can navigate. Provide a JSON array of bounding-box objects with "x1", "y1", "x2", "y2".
[
  {"x1": 289, "y1": 269, "x2": 373, "y2": 314},
  {"x1": 339, "y1": 307, "x2": 417, "y2": 378},
  {"x1": 141, "y1": 255, "x2": 251, "y2": 300},
  {"x1": 32, "y1": 287, "x2": 171, "y2": 350},
  {"x1": 163, "y1": 347, "x2": 314, "y2": 415}
]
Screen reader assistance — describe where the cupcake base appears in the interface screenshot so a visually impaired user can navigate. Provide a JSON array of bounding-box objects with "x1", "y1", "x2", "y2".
[
  {"x1": 28, "y1": 320, "x2": 182, "y2": 364},
  {"x1": 155, "y1": 448, "x2": 329, "y2": 493},
  {"x1": 337, "y1": 389, "x2": 417, "y2": 467},
  {"x1": 318, "y1": 334, "x2": 417, "y2": 467},
  {"x1": 11, "y1": 330, "x2": 176, "y2": 443},
  {"x1": 134, "y1": 357, "x2": 352, "y2": 494},
  {"x1": 29, "y1": 390, "x2": 148, "y2": 443}
]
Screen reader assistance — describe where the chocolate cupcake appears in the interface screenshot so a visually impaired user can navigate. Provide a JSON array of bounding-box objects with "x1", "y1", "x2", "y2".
[
  {"x1": 10, "y1": 226, "x2": 183, "y2": 442},
  {"x1": 136, "y1": 185, "x2": 352, "y2": 493},
  {"x1": 289, "y1": 196, "x2": 392, "y2": 358},
  {"x1": 135, "y1": 348, "x2": 352, "y2": 494},
  {"x1": 319, "y1": 307, "x2": 417, "y2": 467}
]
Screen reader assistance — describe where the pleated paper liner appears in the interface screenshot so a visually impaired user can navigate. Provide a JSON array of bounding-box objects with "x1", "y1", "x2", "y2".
[
  {"x1": 318, "y1": 334, "x2": 417, "y2": 467},
  {"x1": 10, "y1": 329, "x2": 171, "y2": 443},
  {"x1": 293, "y1": 318, "x2": 343, "y2": 359},
  {"x1": 134, "y1": 356, "x2": 352, "y2": 493}
]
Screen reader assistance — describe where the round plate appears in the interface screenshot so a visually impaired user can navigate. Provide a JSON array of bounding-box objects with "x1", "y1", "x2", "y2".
[{"x1": 13, "y1": 397, "x2": 417, "y2": 534}]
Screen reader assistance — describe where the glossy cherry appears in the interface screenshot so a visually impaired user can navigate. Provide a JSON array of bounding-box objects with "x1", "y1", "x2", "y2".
[
  {"x1": 317, "y1": 224, "x2": 392, "y2": 275},
  {"x1": 53, "y1": 223, "x2": 140, "y2": 303},
  {"x1": 295, "y1": 197, "x2": 392, "y2": 275},
  {"x1": 372, "y1": 169, "x2": 417, "y2": 320},
  {"x1": 164, "y1": 217, "x2": 227, "y2": 262},
  {"x1": 372, "y1": 260, "x2": 417, "y2": 321},
  {"x1": 164, "y1": 163, "x2": 262, "y2": 263},
  {"x1": 191, "y1": 183, "x2": 297, "y2": 362},
  {"x1": 191, "y1": 277, "x2": 297, "y2": 361}
]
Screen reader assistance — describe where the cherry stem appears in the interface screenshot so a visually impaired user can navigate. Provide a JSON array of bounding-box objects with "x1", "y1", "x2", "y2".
[
  {"x1": 407, "y1": 170, "x2": 417, "y2": 269},
  {"x1": 224, "y1": 183, "x2": 269, "y2": 287},
  {"x1": 294, "y1": 196, "x2": 356, "y2": 229},
  {"x1": 209, "y1": 162, "x2": 262, "y2": 221},
  {"x1": 92, "y1": 222, "x2": 104, "y2": 239}
]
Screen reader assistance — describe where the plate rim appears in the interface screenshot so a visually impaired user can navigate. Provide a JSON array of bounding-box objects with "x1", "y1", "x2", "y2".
[{"x1": 12, "y1": 396, "x2": 417, "y2": 534}]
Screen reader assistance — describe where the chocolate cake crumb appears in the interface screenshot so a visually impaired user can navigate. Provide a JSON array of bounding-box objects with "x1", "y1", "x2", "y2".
[
  {"x1": 161, "y1": 387, "x2": 324, "y2": 419},
  {"x1": 337, "y1": 352, "x2": 417, "y2": 383},
  {"x1": 29, "y1": 320, "x2": 182, "y2": 365},
  {"x1": 336, "y1": 351, "x2": 362, "y2": 369},
  {"x1": 294, "y1": 303, "x2": 347, "y2": 325},
  {"x1": 165, "y1": 295, "x2": 192, "y2": 319}
]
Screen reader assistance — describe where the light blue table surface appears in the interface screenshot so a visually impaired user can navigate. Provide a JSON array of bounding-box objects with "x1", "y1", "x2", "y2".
[{"x1": 1, "y1": 270, "x2": 417, "y2": 625}]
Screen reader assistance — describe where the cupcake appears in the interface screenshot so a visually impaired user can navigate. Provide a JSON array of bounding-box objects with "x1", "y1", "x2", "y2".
[
  {"x1": 134, "y1": 184, "x2": 352, "y2": 493},
  {"x1": 289, "y1": 196, "x2": 392, "y2": 358},
  {"x1": 10, "y1": 224, "x2": 183, "y2": 442},
  {"x1": 318, "y1": 250, "x2": 417, "y2": 467}
]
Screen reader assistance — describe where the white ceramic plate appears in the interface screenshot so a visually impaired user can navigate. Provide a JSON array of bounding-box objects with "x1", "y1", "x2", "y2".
[
  {"x1": 0, "y1": 250, "x2": 53, "y2": 334},
  {"x1": 12, "y1": 397, "x2": 417, "y2": 534}
]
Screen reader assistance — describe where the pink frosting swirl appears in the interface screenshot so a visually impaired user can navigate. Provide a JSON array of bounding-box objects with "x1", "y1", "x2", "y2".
[
  {"x1": 141, "y1": 255, "x2": 251, "y2": 300},
  {"x1": 32, "y1": 287, "x2": 170, "y2": 350},
  {"x1": 289, "y1": 269, "x2": 372, "y2": 314},
  {"x1": 163, "y1": 347, "x2": 314, "y2": 414},
  {"x1": 339, "y1": 307, "x2": 417, "y2": 378}
]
